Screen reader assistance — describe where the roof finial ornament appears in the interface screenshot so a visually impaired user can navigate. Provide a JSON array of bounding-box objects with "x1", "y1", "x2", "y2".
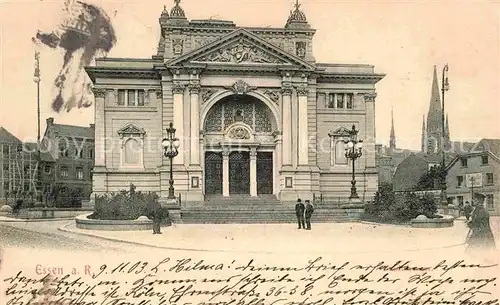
[
  {"x1": 170, "y1": 0, "x2": 186, "y2": 18},
  {"x1": 286, "y1": 0, "x2": 308, "y2": 26}
]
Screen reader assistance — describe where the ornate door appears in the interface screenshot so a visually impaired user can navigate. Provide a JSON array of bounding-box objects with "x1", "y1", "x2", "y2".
[
  {"x1": 257, "y1": 152, "x2": 273, "y2": 194},
  {"x1": 229, "y1": 151, "x2": 250, "y2": 194},
  {"x1": 204, "y1": 152, "x2": 222, "y2": 194}
]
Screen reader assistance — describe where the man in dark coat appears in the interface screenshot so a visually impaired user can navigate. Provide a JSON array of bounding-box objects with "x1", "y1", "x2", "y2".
[
  {"x1": 305, "y1": 200, "x2": 314, "y2": 230},
  {"x1": 465, "y1": 193, "x2": 496, "y2": 253},
  {"x1": 150, "y1": 193, "x2": 163, "y2": 234},
  {"x1": 295, "y1": 199, "x2": 305, "y2": 229}
]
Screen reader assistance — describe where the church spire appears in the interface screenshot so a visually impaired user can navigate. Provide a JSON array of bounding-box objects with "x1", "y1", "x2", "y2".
[
  {"x1": 389, "y1": 107, "x2": 396, "y2": 150},
  {"x1": 425, "y1": 65, "x2": 443, "y2": 154}
]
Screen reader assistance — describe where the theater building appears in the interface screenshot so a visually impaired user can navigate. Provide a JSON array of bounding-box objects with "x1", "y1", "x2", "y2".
[{"x1": 85, "y1": 1, "x2": 384, "y2": 206}]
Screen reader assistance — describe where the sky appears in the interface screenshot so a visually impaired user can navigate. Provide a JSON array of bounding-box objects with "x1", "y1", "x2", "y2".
[{"x1": 0, "y1": 0, "x2": 499, "y2": 151}]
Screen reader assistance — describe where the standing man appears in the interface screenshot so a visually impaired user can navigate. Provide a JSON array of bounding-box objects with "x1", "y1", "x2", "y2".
[
  {"x1": 150, "y1": 193, "x2": 163, "y2": 234},
  {"x1": 464, "y1": 201, "x2": 473, "y2": 221},
  {"x1": 295, "y1": 198, "x2": 305, "y2": 229},
  {"x1": 305, "y1": 200, "x2": 315, "y2": 230}
]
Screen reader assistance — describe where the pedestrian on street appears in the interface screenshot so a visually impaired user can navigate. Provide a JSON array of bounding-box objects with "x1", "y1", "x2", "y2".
[
  {"x1": 149, "y1": 193, "x2": 163, "y2": 234},
  {"x1": 465, "y1": 193, "x2": 496, "y2": 253},
  {"x1": 305, "y1": 200, "x2": 314, "y2": 230},
  {"x1": 464, "y1": 201, "x2": 473, "y2": 221},
  {"x1": 295, "y1": 198, "x2": 305, "y2": 229}
]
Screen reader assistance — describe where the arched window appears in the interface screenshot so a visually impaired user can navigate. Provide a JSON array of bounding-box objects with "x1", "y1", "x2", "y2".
[
  {"x1": 118, "y1": 123, "x2": 145, "y2": 169},
  {"x1": 333, "y1": 140, "x2": 348, "y2": 165},
  {"x1": 124, "y1": 138, "x2": 140, "y2": 165},
  {"x1": 329, "y1": 126, "x2": 351, "y2": 167}
]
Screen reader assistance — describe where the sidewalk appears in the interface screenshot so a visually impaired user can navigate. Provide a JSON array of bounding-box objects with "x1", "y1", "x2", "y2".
[{"x1": 59, "y1": 220, "x2": 472, "y2": 254}]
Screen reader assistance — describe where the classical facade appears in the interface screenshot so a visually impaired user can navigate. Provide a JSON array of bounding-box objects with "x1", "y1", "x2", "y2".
[{"x1": 85, "y1": 1, "x2": 384, "y2": 205}]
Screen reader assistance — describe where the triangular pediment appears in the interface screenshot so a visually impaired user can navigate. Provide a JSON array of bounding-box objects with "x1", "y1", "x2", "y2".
[
  {"x1": 117, "y1": 124, "x2": 145, "y2": 136},
  {"x1": 329, "y1": 127, "x2": 351, "y2": 137},
  {"x1": 166, "y1": 29, "x2": 315, "y2": 70}
]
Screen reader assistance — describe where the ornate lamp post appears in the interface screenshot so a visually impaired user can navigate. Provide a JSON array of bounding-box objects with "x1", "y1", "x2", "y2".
[
  {"x1": 440, "y1": 64, "x2": 449, "y2": 208},
  {"x1": 343, "y1": 125, "x2": 363, "y2": 201},
  {"x1": 33, "y1": 48, "x2": 42, "y2": 203},
  {"x1": 162, "y1": 123, "x2": 180, "y2": 200}
]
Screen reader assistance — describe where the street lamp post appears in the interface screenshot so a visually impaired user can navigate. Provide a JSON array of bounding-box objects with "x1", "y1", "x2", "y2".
[
  {"x1": 162, "y1": 122, "x2": 180, "y2": 200},
  {"x1": 343, "y1": 125, "x2": 363, "y2": 201},
  {"x1": 440, "y1": 64, "x2": 449, "y2": 208}
]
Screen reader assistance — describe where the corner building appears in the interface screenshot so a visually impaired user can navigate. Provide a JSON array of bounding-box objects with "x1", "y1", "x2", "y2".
[{"x1": 86, "y1": 1, "x2": 384, "y2": 206}]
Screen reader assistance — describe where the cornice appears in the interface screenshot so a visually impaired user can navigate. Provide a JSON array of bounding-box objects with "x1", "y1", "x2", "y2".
[
  {"x1": 161, "y1": 25, "x2": 316, "y2": 36},
  {"x1": 317, "y1": 73, "x2": 386, "y2": 85},
  {"x1": 85, "y1": 67, "x2": 160, "y2": 82}
]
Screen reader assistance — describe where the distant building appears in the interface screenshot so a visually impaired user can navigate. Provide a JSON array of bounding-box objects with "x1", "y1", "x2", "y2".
[
  {"x1": 446, "y1": 139, "x2": 500, "y2": 216},
  {"x1": 0, "y1": 127, "x2": 54, "y2": 200},
  {"x1": 41, "y1": 118, "x2": 95, "y2": 206},
  {"x1": 392, "y1": 153, "x2": 444, "y2": 192},
  {"x1": 375, "y1": 109, "x2": 417, "y2": 185}
]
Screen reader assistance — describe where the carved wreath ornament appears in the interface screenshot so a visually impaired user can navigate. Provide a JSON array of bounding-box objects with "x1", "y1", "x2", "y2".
[
  {"x1": 228, "y1": 127, "x2": 251, "y2": 140},
  {"x1": 225, "y1": 80, "x2": 257, "y2": 95}
]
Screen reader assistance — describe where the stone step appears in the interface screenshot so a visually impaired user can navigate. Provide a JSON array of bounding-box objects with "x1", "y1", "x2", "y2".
[{"x1": 179, "y1": 208, "x2": 356, "y2": 224}]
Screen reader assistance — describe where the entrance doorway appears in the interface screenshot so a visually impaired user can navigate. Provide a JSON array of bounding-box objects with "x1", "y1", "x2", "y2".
[
  {"x1": 204, "y1": 152, "x2": 222, "y2": 194},
  {"x1": 257, "y1": 152, "x2": 273, "y2": 194},
  {"x1": 229, "y1": 151, "x2": 250, "y2": 194}
]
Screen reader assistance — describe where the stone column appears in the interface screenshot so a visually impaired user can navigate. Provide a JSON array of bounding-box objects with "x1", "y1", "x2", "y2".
[
  {"x1": 281, "y1": 87, "x2": 293, "y2": 166},
  {"x1": 222, "y1": 148, "x2": 230, "y2": 197},
  {"x1": 92, "y1": 88, "x2": 107, "y2": 167},
  {"x1": 189, "y1": 84, "x2": 200, "y2": 165},
  {"x1": 297, "y1": 86, "x2": 309, "y2": 166},
  {"x1": 250, "y1": 147, "x2": 257, "y2": 197},
  {"x1": 172, "y1": 83, "x2": 185, "y2": 165}
]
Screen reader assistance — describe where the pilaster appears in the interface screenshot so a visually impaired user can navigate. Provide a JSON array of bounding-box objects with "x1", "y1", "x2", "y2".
[
  {"x1": 249, "y1": 147, "x2": 257, "y2": 197},
  {"x1": 222, "y1": 148, "x2": 230, "y2": 197},
  {"x1": 189, "y1": 82, "x2": 201, "y2": 166},
  {"x1": 92, "y1": 87, "x2": 106, "y2": 167},
  {"x1": 172, "y1": 82, "x2": 185, "y2": 165},
  {"x1": 281, "y1": 73, "x2": 293, "y2": 168},
  {"x1": 364, "y1": 93, "x2": 377, "y2": 169},
  {"x1": 297, "y1": 85, "x2": 309, "y2": 166}
]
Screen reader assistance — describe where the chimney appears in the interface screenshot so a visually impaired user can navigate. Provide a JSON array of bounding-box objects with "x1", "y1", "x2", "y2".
[{"x1": 46, "y1": 117, "x2": 54, "y2": 126}]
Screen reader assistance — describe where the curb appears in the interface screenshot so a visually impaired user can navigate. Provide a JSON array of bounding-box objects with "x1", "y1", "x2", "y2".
[
  {"x1": 57, "y1": 223, "x2": 467, "y2": 254},
  {"x1": 0, "y1": 217, "x2": 76, "y2": 223},
  {"x1": 360, "y1": 220, "x2": 412, "y2": 227}
]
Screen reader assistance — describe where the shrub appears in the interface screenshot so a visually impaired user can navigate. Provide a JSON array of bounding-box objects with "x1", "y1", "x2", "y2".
[
  {"x1": 90, "y1": 189, "x2": 169, "y2": 221},
  {"x1": 363, "y1": 183, "x2": 438, "y2": 223}
]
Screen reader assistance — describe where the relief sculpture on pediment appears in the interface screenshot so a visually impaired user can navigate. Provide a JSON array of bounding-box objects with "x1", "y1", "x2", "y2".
[{"x1": 197, "y1": 39, "x2": 285, "y2": 64}]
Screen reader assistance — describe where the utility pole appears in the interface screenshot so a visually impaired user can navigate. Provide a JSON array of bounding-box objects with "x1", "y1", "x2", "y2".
[{"x1": 34, "y1": 47, "x2": 42, "y2": 202}]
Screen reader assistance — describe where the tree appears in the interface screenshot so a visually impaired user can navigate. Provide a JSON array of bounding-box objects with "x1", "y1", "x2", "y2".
[
  {"x1": 415, "y1": 165, "x2": 444, "y2": 190},
  {"x1": 373, "y1": 182, "x2": 395, "y2": 210}
]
